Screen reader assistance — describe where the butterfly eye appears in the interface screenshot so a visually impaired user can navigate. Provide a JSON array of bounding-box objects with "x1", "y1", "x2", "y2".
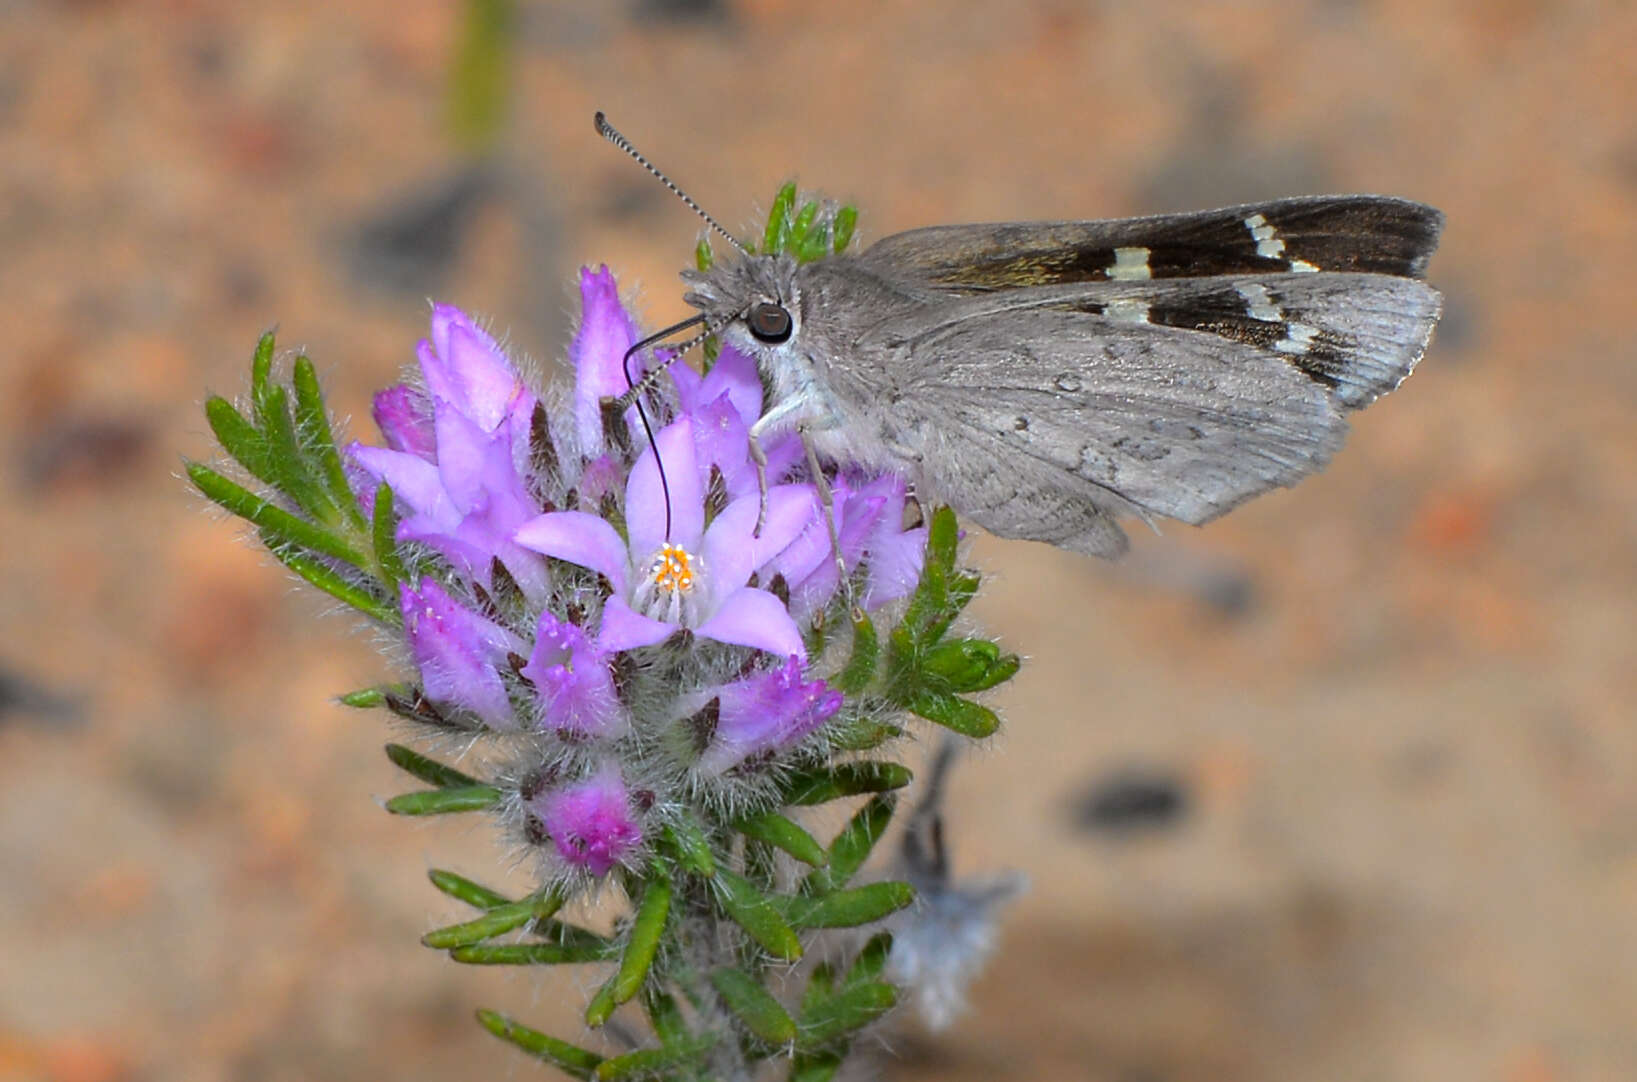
[{"x1": 747, "y1": 302, "x2": 793, "y2": 344}]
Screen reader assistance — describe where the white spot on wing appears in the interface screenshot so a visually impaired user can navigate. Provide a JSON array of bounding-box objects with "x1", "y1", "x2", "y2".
[
  {"x1": 1109, "y1": 247, "x2": 1152, "y2": 280},
  {"x1": 1274, "y1": 321, "x2": 1319, "y2": 354},
  {"x1": 1234, "y1": 282, "x2": 1282, "y2": 322},
  {"x1": 1244, "y1": 212, "x2": 1287, "y2": 260},
  {"x1": 1106, "y1": 298, "x2": 1150, "y2": 323},
  {"x1": 1289, "y1": 258, "x2": 1319, "y2": 273}
]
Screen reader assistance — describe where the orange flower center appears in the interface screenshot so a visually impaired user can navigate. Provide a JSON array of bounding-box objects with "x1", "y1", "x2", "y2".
[{"x1": 648, "y1": 543, "x2": 698, "y2": 596}]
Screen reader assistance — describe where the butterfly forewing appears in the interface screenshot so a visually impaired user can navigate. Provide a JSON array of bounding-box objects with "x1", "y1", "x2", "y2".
[{"x1": 859, "y1": 195, "x2": 1443, "y2": 291}]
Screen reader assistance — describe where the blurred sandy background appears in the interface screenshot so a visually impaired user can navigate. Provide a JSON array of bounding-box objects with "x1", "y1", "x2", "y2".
[{"x1": 3, "y1": 1, "x2": 1635, "y2": 1080}]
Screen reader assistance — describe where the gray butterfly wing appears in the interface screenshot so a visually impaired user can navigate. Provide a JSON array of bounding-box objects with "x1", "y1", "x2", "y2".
[
  {"x1": 866, "y1": 272, "x2": 1440, "y2": 555},
  {"x1": 859, "y1": 195, "x2": 1444, "y2": 288}
]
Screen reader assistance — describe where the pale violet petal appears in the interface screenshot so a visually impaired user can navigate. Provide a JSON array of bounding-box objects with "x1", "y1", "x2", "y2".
[
  {"x1": 514, "y1": 511, "x2": 630, "y2": 594},
  {"x1": 598, "y1": 596, "x2": 677, "y2": 652},
  {"x1": 696, "y1": 587, "x2": 806, "y2": 659}
]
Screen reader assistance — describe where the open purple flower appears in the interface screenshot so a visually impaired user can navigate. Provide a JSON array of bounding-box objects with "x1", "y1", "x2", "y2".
[
  {"x1": 514, "y1": 414, "x2": 820, "y2": 660},
  {"x1": 696, "y1": 657, "x2": 844, "y2": 775},
  {"x1": 400, "y1": 577, "x2": 527, "y2": 730},
  {"x1": 350, "y1": 306, "x2": 547, "y2": 599},
  {"x1": 521, "y1": 610, "x2": 623, "y2": 740},
  {"x1": 530, "y1": 765, "x2": 644, "y2": 876}
]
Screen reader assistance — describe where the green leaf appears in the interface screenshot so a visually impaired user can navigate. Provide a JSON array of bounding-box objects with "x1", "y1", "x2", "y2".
[
  {"x1": 452, "y1": 936, "x2": 614, "y2": 965},
  {"x1": 801, "y1": 962, "x2": 835, "y2": 1014},
  {"x1": 428, "y1": 868, "x2": 511, "y2": 910},
  {"x1": 292, "y1": 355, "x2": 366, "y2": 531},
  {"x1": 843, "y1": 932, "x2": 893, "y2": 987},
  {"x1": 788, "y1": 201, "x2": 819, "y2": 261},
  {"x1": 594, "y1": 1044, "x2": 707, "y2": 1081},
  {"x1": 585, "y1": 975, "x2": 619, "y2": 1027},
  {"x1": 921, "y1": 638, "x2": 1020, "y2": 693},
  {"x1": 695, "y1": 236, "x2": 714, "y2": 272},
  {"x1": 831, "y1": 610, "x2": 878, "y2": 694},
  {"x1": 423, "y1": 889, "x2": 564, "y2": 949},
  {"x1": 906, "y1": 690, "x2": 1000, "y2": 738},
  {"x1": 371, "y1": 482, "x2": 405, "y2": 589},
  {"x1": 477, "y1": 1009, "x2": 602, "y2": 1079},
  {"x1": 663, "y1": 818, "x2": 716, "y2": 878},
  {"x1": 187, "y1": 461, "x2": 367, "y2": 568},
  {"x1": 788, "y1": 881, "x2": 915, "y2": 929},
  {"x1": 264, "y1": 533, "x2": 396, "y2": 623},
  {"x1": 763, "y1": 182, "x2": 797, "y2": 254},
  {"x1": 384, "y1": 743, "x2": 482, "y2": 789},
  {"x1": 712, "y1": 968, "x2": 797, "y2": 1044},
  {"x1": 734, "y1": 813, "x2": 827, "y2": 867},
  {"x1": 831, "y1": 206, "x2": 858, "y2": 253},
  {"x1": 612, "y1": 873, "x2": 671, "y2": 1005},
  {"x1": 643, "y1": 988, "x2": 690, "y2": 1049},
  {"x1": 448, "y1": 0, "x2": 513, "y2": 153},
  {"x1": 714, "y1": 868, "x2": 802, "y2": 961},
  {"x1": 824, "y1": 718, "x2": 903, "y2": 753},
  {"x1": 249, "y1": 330, "x2": 276, "y2": 422},
  {"x1": 926, "y1": 505, "x2": 960, "y2": 572},
  {"x1": 789, "y1": 1052, "x2": 844, "y2": 1082},
  {"x1": 204, "y1": 396, "x2": 276, "y2": 483},
  {"x1": 782, "y1": 761, "x2": 912, "y2": 806},
  {"x1": 384, "y1": 785, "x2": 502, "y2": 815},
  {"x1": 259, "y1": 383, "x2": 337, "y2": 524},
  {"x1": 337, "y1": 686, "x2": 386, "y2": 708},
  {"x1": 797, "y1": 981, "x2": 896, "y2": 1047},
  {"x1": 802, "y1": 795, "x2": 894, "y2": 896}
]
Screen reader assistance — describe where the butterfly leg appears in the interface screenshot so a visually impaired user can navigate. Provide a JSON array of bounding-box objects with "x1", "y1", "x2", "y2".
[
  {"x1": 799, "y1": 425, "x2": 854, "y2": 608},
  {"x1": 746, "y1": 429, "x2": 771, "y2": 537},
  {"x1": 747, "y1": 390, "x2": 829, "y2": 538}
]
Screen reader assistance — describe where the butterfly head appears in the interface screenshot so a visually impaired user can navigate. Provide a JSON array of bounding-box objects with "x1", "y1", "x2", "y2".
[{"x1": 682, "y1": 252, "x2": 806, "y2": 357}]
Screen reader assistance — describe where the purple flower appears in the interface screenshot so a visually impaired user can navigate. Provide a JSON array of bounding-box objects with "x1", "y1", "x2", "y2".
[
  {"x1": 672, "y1": 344, "x2": 801, "y2": 500},
  {"x1": 514, "y1": 414, "x2": 820, "y2": 660},
  {"x1": 371, "y1": 383, "x2": 435, "y2": 460},
  {"x1": 521, "y1": 610, "x2": 622, "y2": 740},
  {"x1": 400, "y1": 577, "x2": 527, "y2": 730},
  {"x1": 696, "y1": 657, "x2": 844, "y2": 775},
  {"x1": 350, "y1": 306, "x2": 547, "y2": 599},
  {"x1": 760, "y1": 473, "x2": 928, "y2": 622},
  {"x1": 530, "y1": 765, "x2": 644, "y2": 876},
  {"x1": 571, "y1": 266, "x2": 647, "y2": 453}
]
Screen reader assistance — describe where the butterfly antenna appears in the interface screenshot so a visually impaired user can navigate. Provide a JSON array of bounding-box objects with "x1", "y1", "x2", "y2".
[
  {"x1": 618, "y1": 313, "x2": 710, "y2": 541},
  {"x1": 595, "y1": 112, "x2": 749, "y2": 256}
]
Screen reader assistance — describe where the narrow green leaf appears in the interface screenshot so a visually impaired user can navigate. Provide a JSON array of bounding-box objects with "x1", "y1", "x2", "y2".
[
  {"x1": 763, "y1": 182, "x2": 797, "y2": 254},
  {"x1": 802, "y1": 795, "x2": 894, "y2": 896},
  {"x1": 259, "y1": 384, "x2": 337, "y2": 524},
  {"x1": 594, "y1": 1045, "x2": 703, "y2": 1081},
  {"x1": 249, "y1": 330, "x2": 276, "y2": 423},
  {"x1": 384, "y1": 785, "x2": 502, "y2": 815},
  {"x1": 734, "y1": 813, "x2": 827, "y2": 867},
  {"x1": 788, "y1": 881, "x2": 915, "y2": 929},
  {"x1": 612, "y1": 873, "x2": 671, "y2": 1004},
  {"x1": 265, "y1": 535, "x2": 396, "y2": 623},
  {"x1": 695, "y1": 236, "x2": 714, "y2": 272},
  {"x1": 782, "y1": 761, "x2": 912, "y2": 806},
  {"x1": 384, "y1": 743, "x2": 482, "y2": 789},
  {"x1": 926, "y1": 505, "x2": 959, "y2": 572},
  {"x1": 831, "y1": 610, "x2": 878, "y2": 694},
  {"x1": 795, "y1": 217, "x2": 832, "y2": 264},
  {"x1": 788, "y1": 200, "x2": 819, "y2": 259},
  {"x1": 663, "y1": 818, "x2": 716, "y2": 878},
  {"x1": 801, "y1": 962, "x2": 835, "y2": 1014},
  {"x1": 187, "y1": 461, "x2": 367, "y2": 567},
  {"x1": 585, "y1": 975, "x2": 619, "y2": 1026},
  {"x1": 292, "y1": 355, "x2": 366, "y2": 530},
  {"x1": 428, "y1": 868, "x2": 511, "y2": 910},
  {"x1": 843, "y1": 932, "x2": 893, "y2": 987},
  {"x1": 823, "y1": 718, "x2": 902, "y2": 753},
  {"x1": 832, "y1": 206, "x2": 857, "y2": 253},
  {"x1": 789, "y1": 1051, "x2": 844, "y2": 1082},
  {"x1": 371, "y1": 482, "x2": 405, "y2": 589},
  {"x1": 452, "y1": 937, "x2": 614, "y2": 965},
  {"x1": 423, "y1": 889, "x2": 563, "y2": 949},
  {"x1": 477, "y1": 1009, "x2": 602, "y2": 1079},
  {"x1": 921, "y1": 638, "x2": 1019, "y2": 693},
  {"x1": 797, "y1": 981, "x2": 897, "y2": 1047},
  {"x1": 906, "y1": 690, "x2": 1000, "y2": 738},
  {"x1": 643, "y1": 988, "x2": 690, "y2": 1049},
  {"x1": 712, "y1": 968, "x2": 797, "y2": 1044},
  {"x1": 715, "y1": 868, "x2": 802, "y2": 961},
  {"x1": 338, "y1": 687, "x2": 386, "y2": 708},
  {"x1": 204, "y1": 396, "x2": 276, "y2": 483}
]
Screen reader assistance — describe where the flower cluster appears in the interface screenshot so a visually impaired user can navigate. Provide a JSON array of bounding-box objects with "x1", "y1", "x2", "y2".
[
  {"x1": 189, "y1": 188, "x2": 1023, "y2": 1077},
  {"x1": 348, "y1": 268, "x2": 927, "y2": 881}
]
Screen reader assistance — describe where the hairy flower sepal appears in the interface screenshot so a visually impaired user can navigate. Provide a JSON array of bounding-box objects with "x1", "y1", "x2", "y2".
[{"x1": 514, "y1": 415, "x2": 819, "y2": 659}]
